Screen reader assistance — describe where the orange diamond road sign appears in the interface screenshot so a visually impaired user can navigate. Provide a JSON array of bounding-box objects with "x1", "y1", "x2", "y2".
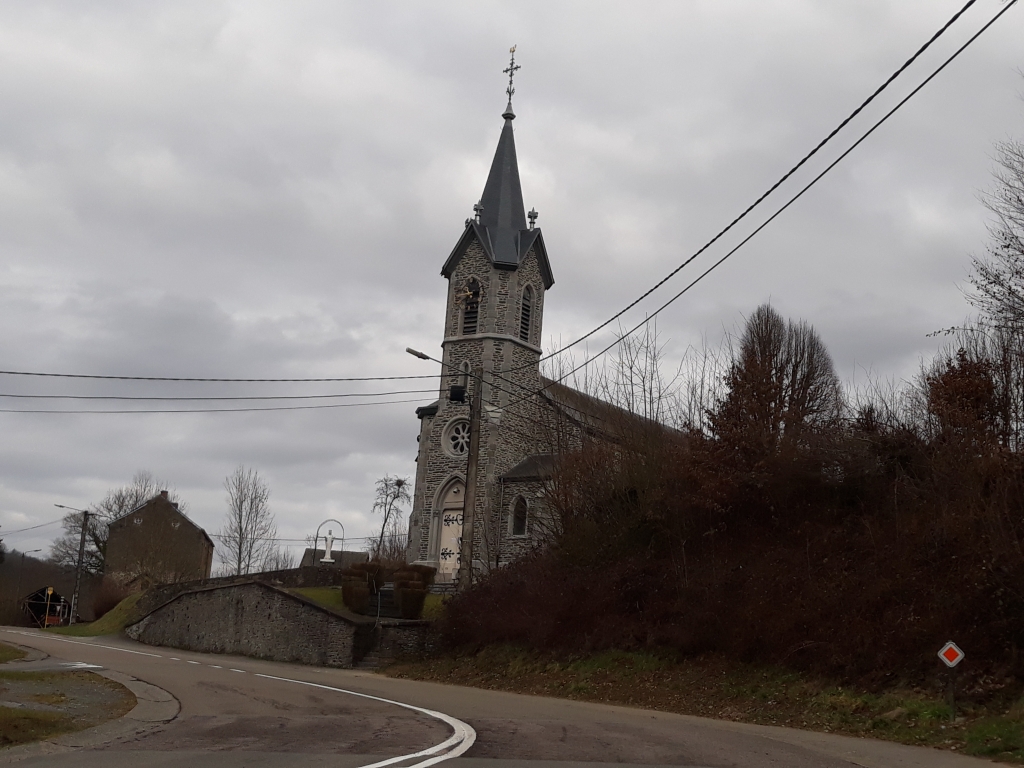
[{"x1": 939, "y1": 641, "x2": 964, "y2": 668}]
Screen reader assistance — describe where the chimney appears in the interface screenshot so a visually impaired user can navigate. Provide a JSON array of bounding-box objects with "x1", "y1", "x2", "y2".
[{"x1": 160, "y1": 490, "x2": 169, "y2": 499}]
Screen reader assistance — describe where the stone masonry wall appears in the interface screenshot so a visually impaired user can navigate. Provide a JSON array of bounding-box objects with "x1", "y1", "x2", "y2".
[
  {"x1": 135, "y1": 565, "x2": 353, "y2": 618},
  {"x1": 378, "y1": 620, "x2": 438, "y2": 659},
  {"x1": 126, "y1": 581, "x2": 370, "y2": 668}
]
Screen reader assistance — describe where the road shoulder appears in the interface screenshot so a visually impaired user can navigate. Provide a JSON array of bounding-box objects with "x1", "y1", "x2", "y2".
[{"x1": 0, "y1": 652, "x2": 179, "y2": 763}]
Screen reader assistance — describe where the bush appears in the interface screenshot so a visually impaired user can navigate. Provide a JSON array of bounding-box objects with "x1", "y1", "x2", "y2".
[
  {"x1": 398, "y1": 586, "x2": 427, "y2": 619},
  {"x1": 341, "y1": 582, "x2": 370, "y2": 614},
  {"x1": 91, "y1": 577, "x2": 130, "y2": 620}
]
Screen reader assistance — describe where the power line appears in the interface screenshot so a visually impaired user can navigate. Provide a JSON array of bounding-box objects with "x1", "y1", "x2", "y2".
[
  {"x1": 3, "y1": 518, "x2": 64, "y2": 535},
  {"x1": 208, "y1": 532, "x2": 403, "y2": 544},
  {"x1": 505, "y1": 0, "x2": 1019, "y2": 411},
  {"x1": 0, "y1": 396, "x2": 432, "y2": 415},
  {"x1": 0, "y1": 388, "x2": 435, "y2": 402},
  {"x1": 0, "y1": 2, "x2": 1000, "y2": 423},
  {"x1": 0, "y1": 370, "x2": 438, "y2": 383},
  {"x1": 407, "y1": 349, "x2": 599, "y2": 434},
  {"x1": 513, "y1": 0, "x2": 985, "y2": 373}
]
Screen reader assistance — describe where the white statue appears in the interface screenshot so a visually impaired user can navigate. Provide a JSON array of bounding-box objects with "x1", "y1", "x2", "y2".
[{"x1": 321, "y1": 529, "x2": 336, "y2": 564}]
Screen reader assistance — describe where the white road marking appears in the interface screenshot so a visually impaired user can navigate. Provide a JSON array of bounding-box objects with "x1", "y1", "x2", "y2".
[
  {"x1": 255, "y1": 673, "x2": 475, "y2": 768},
  {"x1": 209, "y1": 665, "x2": 222, "y2": 669},
  {"x1": 3, "y1": 629, "x2": 471, "y2": 765},
  {"x1": 60, "y1": 661, "x2": 103, "y2": 669},
  {"x1": 186, "y1": 660, "x2": 200, "y2": 665},
  {"x1": 2, "y1": 630, "x2": 163, "y2": 658}
]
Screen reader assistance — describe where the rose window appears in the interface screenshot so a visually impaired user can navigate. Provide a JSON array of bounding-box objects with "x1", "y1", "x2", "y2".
[{"x1": 444, "y1": 419, "x2": 470, "y2": 456}]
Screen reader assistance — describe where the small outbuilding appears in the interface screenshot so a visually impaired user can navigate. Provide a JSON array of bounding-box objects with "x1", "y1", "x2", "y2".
[
  {"x1": 21, "y1": 586, "x2": 70, "y2": 628},
  {"x1": 105, "y1": 491, "x2": 214, "y2": 587}
]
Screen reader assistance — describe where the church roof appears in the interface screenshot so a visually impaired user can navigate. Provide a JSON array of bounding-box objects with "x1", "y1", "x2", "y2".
[
  {"x1": 539, "y1": 377, "x2": 680, "y2": 443},
  {"x1": 500, "y1": 453, "x2": 556, "y2": 481},
  {"x1": 442, "y1": 106, "x2": 554, "y2": 289}
]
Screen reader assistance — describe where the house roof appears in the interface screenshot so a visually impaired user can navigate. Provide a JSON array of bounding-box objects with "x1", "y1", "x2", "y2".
[{"x1": 441, "y1": 106, "x2": 554, "y2": 289}]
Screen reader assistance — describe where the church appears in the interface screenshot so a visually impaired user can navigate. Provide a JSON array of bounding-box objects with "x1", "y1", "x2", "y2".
[{"x1": 406, "y1": 60, "x2": 615, "y2": 585}]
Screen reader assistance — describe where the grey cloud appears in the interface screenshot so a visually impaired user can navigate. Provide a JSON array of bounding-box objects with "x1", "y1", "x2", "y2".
[{"x1": 0, "y1": 1, "x2": 1020, "y2": 552}]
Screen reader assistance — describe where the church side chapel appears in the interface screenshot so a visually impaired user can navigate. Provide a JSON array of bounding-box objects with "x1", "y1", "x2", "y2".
[{"x1": 406, "y1": 52, "x2": 626, "y2": 584}]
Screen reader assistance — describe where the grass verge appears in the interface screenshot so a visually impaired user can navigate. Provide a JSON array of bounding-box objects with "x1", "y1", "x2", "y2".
[
  {"x1": 386, "y1": 646, "x2": 1024, "y2": 763},
  {"x1": 291, "y1": 587, "x2": 445, "y2": 620},
  {"x1": 0, "y1": 708, "x2": 74, "y2": 747},
  {"x1": 0, "y1": 642, "x2": 27, "y2": 664},
  {"x1": 291, "y1": 587, "x2": 348, "y2": 613},
  {"x1": 0, "y1": 670, "x2": 135, "y2": 747},
  {"x1": 49, "y1": 591, "x2": 144, "y2": 637}
]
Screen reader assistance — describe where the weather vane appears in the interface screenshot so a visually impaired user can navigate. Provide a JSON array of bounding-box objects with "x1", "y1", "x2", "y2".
[{"x1": 503, "y1": 45, "x2": 520, "y2": 106}]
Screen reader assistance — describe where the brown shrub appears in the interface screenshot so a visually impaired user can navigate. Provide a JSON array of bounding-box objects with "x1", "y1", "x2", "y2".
[
  {"x1": 92, "y1": 577, "x2": 131, "y2": 620},
  {"x1": 440, "y1": 396, "x2": 1024, "y2": 690}
]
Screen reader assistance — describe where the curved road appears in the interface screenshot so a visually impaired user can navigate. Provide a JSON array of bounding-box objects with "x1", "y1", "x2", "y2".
[{"x1": 0, "y1": 628, "x2": 992, "y2": 768}]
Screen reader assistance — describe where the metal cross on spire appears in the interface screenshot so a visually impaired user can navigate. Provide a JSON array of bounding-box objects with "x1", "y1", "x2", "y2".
[{"x1": 503, "y1": 45, "x2": 520, "y2": 108}]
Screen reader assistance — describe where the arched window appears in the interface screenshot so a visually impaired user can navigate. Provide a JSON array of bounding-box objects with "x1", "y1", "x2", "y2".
[
  {"x1": 461, "y1": 278, "x2": 481, "y2": 335},
  {"x1": 519, "y1": 286, "x2": 533, "y2": 342},
  {"x1": 459, "y1": 361, "x2": 470, "y2": 390},
  {"x1": 511, "y1": 496, "x2": 528, "y2": 536}
]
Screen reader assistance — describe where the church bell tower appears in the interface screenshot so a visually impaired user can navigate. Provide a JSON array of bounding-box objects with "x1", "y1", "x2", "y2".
[{"x1": 407, "y1": 50, "x2": 555, "y2": 581}]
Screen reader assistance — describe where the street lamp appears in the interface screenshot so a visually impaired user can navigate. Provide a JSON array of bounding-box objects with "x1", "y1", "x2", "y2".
[{"x1": 54, "y1": 504, "x2": 89, "y2": 625}]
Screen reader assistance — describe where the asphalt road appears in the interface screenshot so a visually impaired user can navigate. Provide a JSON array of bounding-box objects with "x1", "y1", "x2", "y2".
[{"x1": 0, "y1": 627, "x2": 995, "y2": 768}]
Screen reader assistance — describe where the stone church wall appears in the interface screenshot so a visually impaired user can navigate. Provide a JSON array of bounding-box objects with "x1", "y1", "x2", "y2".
[
  {"x1": 409, "y1": 232, "x2": 557, "y2": 570},
  {"x1": 496, "y1": 478, "x2": 549, "y2": 566}
]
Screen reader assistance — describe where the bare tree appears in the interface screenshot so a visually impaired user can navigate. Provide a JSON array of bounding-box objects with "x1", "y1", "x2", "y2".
[
  {"x1": 368, "y1": 476, "x2": 410, "y2": 563},
  {"x1": 963, "y1": 133, "x2": 1024, "y2": 447},
  {"x1": 367, "y1": 518, "x2": 409, "y2": 564},
  {"x1": 969, "y1": 137, "x2": 1024, "y2": 329},
  {"x1": 261, "y1": 546, "x2": 295, "y2": 572},
  {"x1": 49, "y1": 470, "x2": 181, "y2": 574},
  {"x1": 218, "y1": 466, "x2": 276, "y2": 576}
]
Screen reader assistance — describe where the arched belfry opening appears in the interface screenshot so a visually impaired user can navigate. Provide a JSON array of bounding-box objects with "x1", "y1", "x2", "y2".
[{"x1": 519, "y1": 285, "x2": 533, "y2": 343}]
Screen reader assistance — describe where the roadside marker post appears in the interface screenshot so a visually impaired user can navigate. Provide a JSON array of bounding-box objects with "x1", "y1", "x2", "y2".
[{"x1": 938, "y1": 641, "x2": 964, "y2": 722}]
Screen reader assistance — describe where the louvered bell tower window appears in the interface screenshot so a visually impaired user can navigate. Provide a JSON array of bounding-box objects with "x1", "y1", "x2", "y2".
[
  {"x1": 519, "y1": 286, "x2": 533, "y2": 342},
  {"x1": 461, "y1": 278, "x2": 481, "y2": 336}
]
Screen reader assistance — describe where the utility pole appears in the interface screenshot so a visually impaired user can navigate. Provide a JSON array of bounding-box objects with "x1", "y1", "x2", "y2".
[
  {"x1": 458, "y1": 367, "x2": 484, "y2": 592},
  {"x1": 70, "y1": 510, "x2": 89, "y2": 625}
]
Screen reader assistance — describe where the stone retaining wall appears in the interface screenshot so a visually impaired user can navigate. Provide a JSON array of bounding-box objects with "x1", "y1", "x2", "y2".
[
  {"x1": 135, "y1": 566, "x2": 351, "y2": 618},
  {"x1": 127, "y1": 581, "x2": 371, "y2": 667},
  {"x1": 126, "y1": 579, "x2": 435, "y2": 668}
]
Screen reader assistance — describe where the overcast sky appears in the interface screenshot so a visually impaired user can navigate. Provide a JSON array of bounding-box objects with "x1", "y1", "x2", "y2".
[{"x1": 1, "y1": 1, "x2": 1021, "y2": 562}]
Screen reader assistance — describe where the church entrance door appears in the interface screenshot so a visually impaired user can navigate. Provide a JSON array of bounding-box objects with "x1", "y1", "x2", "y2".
[{"x1": 437, "y1": 481, "x2": 464, "y2": 582}]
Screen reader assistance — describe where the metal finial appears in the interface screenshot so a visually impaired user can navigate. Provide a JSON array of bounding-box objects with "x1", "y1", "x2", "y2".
[
  {"x1": 528, "y1": 208, "x2": 538, "y2": 230},
  {"x1": 503, "y1": 45, "x2": 520, "y2": 112},
  {"x1": 473, "y1": 200, "x2": 484, "y2": 223}
]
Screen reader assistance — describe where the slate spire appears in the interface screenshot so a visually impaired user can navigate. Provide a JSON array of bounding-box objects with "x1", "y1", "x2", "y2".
[
  {"x1": 441, "y1": 48, "x2": 554, "y2": 289},
  {"x1": 478, "y1": 105, "x2": 527, "y2": 247}
]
